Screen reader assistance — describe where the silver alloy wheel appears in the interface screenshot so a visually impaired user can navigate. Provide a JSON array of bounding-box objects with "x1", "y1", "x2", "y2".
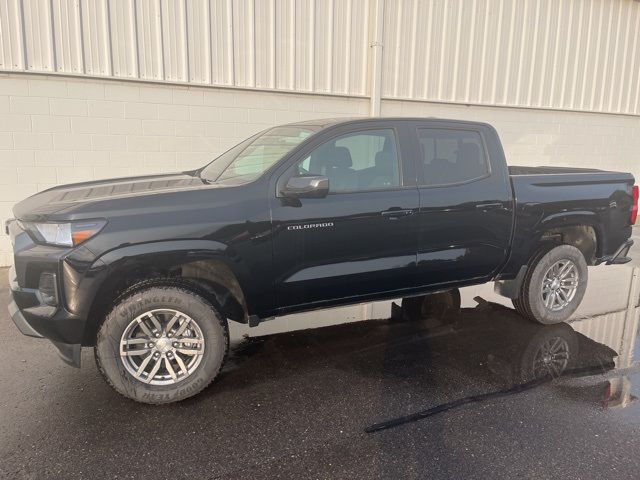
[
  {"x1": 119, "y1": 309, "x2": 205, "y2": 385},
  {"x1": 541, "y1": 259, "x2": 579, "y2": 312},
  {"x1": 532, "y1": 337, "x2": 570, "y2": 378}
]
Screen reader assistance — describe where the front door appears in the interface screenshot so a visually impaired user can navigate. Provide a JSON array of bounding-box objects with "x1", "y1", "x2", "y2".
[{"x1": 270, "y1": 124, "x2": 420, "y2": 311}]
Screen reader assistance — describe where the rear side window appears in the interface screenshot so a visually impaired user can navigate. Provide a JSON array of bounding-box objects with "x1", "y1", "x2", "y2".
[{"x1": 417, "y1": 128, "x2": 489, "y2": 186}]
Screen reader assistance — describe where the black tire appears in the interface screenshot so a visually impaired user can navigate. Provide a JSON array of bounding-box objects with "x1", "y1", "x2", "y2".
[
  {"x1": 402, "y1": 289, "x2": 461, "y2": 321},
  {"x1": 514, "y1": 244, "x2": 588, "y2": 325},
  {"x1": 511, "y1": 297, "x2": 527, "y2": 318},
  {"x1": 95, "y1": 285, "x2": 228, "y2": 404}
]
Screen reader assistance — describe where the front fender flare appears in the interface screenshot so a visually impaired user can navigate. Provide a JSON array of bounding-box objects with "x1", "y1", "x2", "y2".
[
  {"x1": 80, "y1": 240, "x2": 249, "y2": 344},
  {"x1": 97, "y1": 240, "x2": 248, "y2": 317}
]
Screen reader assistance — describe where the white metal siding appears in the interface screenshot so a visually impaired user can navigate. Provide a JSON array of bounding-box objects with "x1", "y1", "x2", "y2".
[
  {"x1": 0, "y1": 0, "x2": 25, "y2": 71},
  {"x1": 136, "y1": 0, "x2": 165, "y2": 81},
  {"x1": 0, "y1": 0, "x2": 372, "y2": 96},
  {"x1": 382, "y1": 0, "x2": 640, "y2": 114},
  {"x1": 186, "y1": 0, "x2": 212, "y2": 84},
  {"x1": 0, "y1": 0, "x2": 639, "y2": 113},
  {"x1": 80, "y1": 0, "x2": 111, "y2": 77},
  {"x1": 110, "y1": 0, "x2": 138, "y2": 79},
  {"x1": 21, "y1": 0, "x2": 55, "y2": 72},
  {"x1": 51, "y1": 0, "x2": 83, "y2": 75}
]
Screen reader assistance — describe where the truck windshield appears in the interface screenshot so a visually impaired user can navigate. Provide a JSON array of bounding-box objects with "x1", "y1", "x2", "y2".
[{"x1": 199, "y1": 126, "x2": 318, "y2": 184}]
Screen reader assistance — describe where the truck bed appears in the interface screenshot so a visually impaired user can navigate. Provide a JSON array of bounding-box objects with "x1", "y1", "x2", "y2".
[{"x1": 505, "y1": 164, "x2": 635, "y2": 278}]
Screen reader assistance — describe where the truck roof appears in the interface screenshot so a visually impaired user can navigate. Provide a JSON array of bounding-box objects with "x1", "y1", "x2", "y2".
[{"x1": 286, "y1": 117, "x2": 494, "y2": 130}]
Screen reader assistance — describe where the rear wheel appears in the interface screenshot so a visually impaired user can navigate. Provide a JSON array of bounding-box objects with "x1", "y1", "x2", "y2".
[
  {"x1": 95, "y1": 285, "x2": 228, "y2": 404},
  {"x1": 514, "y1": 244, "x2": 588, "y2": 325}
]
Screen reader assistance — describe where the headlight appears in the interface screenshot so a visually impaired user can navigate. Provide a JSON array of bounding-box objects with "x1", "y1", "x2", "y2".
[{"x1": 20, "y1": 220, "x2": 106, "y2": 247}]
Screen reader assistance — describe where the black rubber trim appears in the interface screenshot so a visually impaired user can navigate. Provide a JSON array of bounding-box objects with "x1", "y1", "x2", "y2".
[
  {"x1": 8, "y1": 300, "x2": 43, "y2": 338},
  {"x1": 51, "y1": 341, "x2": 82, "y2": 368}
]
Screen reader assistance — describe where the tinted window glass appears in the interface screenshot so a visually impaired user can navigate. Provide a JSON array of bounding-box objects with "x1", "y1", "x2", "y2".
[
  {"x1": 296, "y1": 129, "x2": 400, "y2": 192},
  {"x1": 417, "y1": 129, "x2": 488, "y2": 186}
]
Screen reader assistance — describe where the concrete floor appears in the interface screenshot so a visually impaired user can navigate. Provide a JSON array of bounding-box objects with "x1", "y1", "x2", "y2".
[{"x1": 1, "y1": 233, "x2": 640, "y2": 479}]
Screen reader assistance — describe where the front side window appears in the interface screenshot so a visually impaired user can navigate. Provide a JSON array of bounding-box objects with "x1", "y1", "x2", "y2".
[
  {"x1": 294, "y1": 129, "x2": 400, "y2": 193},
  {"x1": 417, "y1": 128, "x2": 489, "y2": 186},
  {"x1": 200, "y1": 126, "x2": 317, "y2": 184}
]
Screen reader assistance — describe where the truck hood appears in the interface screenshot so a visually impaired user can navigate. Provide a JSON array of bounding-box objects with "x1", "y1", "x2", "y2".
[{"x1": 13, "y1": 172, "x2": 214, "y2": 221}]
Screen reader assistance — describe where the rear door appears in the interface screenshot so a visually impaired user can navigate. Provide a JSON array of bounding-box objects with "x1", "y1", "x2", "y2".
[
  {"x1": 412, "y1": 121, "x2": 513, "y2": 285},
  {"x1": 269, "y1": 121, "x2": 420, "y2": 311}
]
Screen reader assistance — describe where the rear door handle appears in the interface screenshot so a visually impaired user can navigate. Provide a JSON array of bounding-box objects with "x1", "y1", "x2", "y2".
[
  {"x1": 475, "y1": 202, "x2": 503, "y2": 210},
  {"x1": 381, "y1": 209, "x2": 414, "y2": 219}
]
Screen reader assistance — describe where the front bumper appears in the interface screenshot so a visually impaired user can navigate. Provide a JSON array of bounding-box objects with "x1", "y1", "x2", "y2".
[
  {"x1": 8, "y1": 299, "x2": 43, "y2": 338},
  {"x1": 8, "y1": 266, "x2": 84, "y2": 367}
]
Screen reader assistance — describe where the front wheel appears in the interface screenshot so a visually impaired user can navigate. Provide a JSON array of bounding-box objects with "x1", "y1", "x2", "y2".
[
  {"x1": 95, "y1": 285, "x2": 228, "y2": 404},
  {"x1": 513, "y1": 244, "x2": 588, "y2": 325}
]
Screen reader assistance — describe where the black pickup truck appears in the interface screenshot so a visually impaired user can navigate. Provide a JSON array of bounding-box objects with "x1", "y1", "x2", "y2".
[{"x1": 6, "y1": 117, "x2": 637, "y2": 403}]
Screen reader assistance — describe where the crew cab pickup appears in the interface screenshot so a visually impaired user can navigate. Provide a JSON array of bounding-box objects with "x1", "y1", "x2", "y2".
[{"x1": 6, "y1": 117, "x2": 637, "y2": 403}]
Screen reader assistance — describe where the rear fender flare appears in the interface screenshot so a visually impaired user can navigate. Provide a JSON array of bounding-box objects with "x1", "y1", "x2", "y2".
[{"x1": 531, "y1": 211, "x2": 603, "y2": 258}]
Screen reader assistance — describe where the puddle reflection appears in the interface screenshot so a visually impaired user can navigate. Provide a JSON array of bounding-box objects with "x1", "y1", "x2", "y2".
[{"x1": 227, "y1": 266, "x2": 640, "y2": 428}]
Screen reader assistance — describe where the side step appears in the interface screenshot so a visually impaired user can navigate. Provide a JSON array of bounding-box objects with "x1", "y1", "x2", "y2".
[{"x1": 602, "y1": 239, "x2": 634, "y2": 265}]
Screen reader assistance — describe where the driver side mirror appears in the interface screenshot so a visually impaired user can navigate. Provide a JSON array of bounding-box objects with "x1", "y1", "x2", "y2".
[{"x1": 282, "y1": 175, "x2": 329, "y2": 198}]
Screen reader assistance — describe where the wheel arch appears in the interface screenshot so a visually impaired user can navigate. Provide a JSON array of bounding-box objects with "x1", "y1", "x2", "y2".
[
  {"x1": 531, "y1": 212, "x2": 602, "y2": 265},
  {"x1": 496, "y1": 214, "x2": 600, "y2": 300},
  {"x1": 82, "y1": 241, "x2": 250, "y2": 346}
]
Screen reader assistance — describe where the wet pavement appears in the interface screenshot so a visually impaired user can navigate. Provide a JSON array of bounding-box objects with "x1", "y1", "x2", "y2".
[{"x1": 1, "y1": 236, "x2": 640, "y2": 479}]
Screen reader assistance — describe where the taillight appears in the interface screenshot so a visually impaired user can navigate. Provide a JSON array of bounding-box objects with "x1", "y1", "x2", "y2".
[{"x1": 632, "y1": 185, "x2": 638, "y2": 225}]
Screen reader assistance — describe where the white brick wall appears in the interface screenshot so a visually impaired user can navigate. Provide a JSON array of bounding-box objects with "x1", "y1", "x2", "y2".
[{"x1": 0, "y1": 73, "x2": 638, "y2": 267}]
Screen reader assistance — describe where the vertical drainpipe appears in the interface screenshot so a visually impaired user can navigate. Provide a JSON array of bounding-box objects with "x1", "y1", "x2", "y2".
[{"x1": 369, "y1": 0, "x2": 385, "y2": 117}]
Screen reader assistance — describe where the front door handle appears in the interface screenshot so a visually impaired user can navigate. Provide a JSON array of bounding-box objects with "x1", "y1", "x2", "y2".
[
  {"x1": 475, "y1": 202, "x2": 503, "y2": 210},
  {"x1": 381, "y1": 208, "x2": 414, "y2": 219}
]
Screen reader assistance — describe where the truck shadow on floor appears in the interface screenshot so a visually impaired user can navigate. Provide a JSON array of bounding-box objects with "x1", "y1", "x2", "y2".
[{"x1": 216, "y1": 298, "x2": 617, "y2": 410}]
